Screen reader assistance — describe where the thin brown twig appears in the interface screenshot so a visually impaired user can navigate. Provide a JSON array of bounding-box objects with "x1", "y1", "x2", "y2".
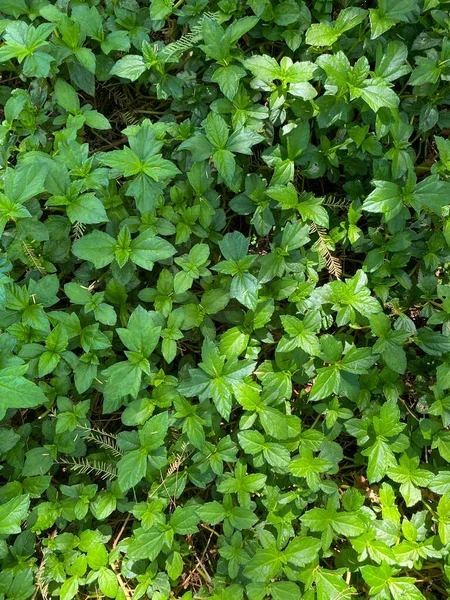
[
  {"x1": 91, "y1": 137, "x2": 128, "y2": 153},
  {"x1": 112, "y1": 513, "x2": 131, "y2": 549},
  {"x1": 111, "y1": 564, "x2": 132, "y2": 600},
  {"x1": 400, "y1": 397, "x2": 420, "y2": 421}
]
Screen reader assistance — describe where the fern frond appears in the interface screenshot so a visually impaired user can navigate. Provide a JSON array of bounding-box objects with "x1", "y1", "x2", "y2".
[
  {"x1": 310, "y1": 222, "x2": 342, "y2": 280},
  {"x1": 166, "y1": 445, "x2": 191, "y2": 477},
  {"x1": 121, "y1": 110, "x2": 139, "y2": 126},
  {"x1": 149, "y1": 445, "x2": 192, "y2": 500},
  {"x1": 78, "y1": 424, "x2": 124, "y2": 458},
  {"x1": 167, "y1": 453, "x2": 184, "y2": 476},
  {"x1": 162, "y1": 12, "x2": 220, "y2": 60},
  {"x1": 72, "y1": 221, "x2": 86, "y2": 240},
  {"x1": 36, "y1": 552, "x2": 50, "y2": 598},
  {"x1": 322, "y1": 195, "x2": 350, "y2": 209},
  {"x1": 59, "y1": 457, "x2": 117, "y2": 481},
  {"x1": 111, "y1": 89, "x2": 127, "y2": 108},
  {"x1": 22, "y1": 241, "x2": 47, "y2": 275}
]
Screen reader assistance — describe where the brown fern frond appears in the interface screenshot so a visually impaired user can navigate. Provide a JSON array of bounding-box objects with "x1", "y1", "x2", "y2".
[
  {"x1": 72, "y1": 221, "x2": 86, "y2": 240},
  {"x1": 167, "y1": 454, "x2": 184, "y2": 476},
  {"x1": 22, "y1": 241, "x2": 47, "y2": 276},
  {"x1": 77, "y1": 424, "x2": 124, "y2": 458},
  {"x1": 322, "y1": 195, "x2": 350, "y2": 210},
  {"x1": 120, "y1": 110, "x2": 139, "y2": 126},
  {"x1": 149, "y1": 445, "x2": 192, "y2": 500},
  {"x1": 35, "y1": 554, "x2": 49, "y2": 600},
  {"x1": 310, "y1": 222, "x2": 342, "y2": 280},
  {"x1": 59, "y1": 457, "x2": 117, "y2": 481}
]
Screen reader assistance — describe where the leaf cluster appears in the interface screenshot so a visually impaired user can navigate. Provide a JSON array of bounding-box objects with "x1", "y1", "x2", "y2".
[{"x1": 1, "y1": 0, "x2": 450, "y2": 599}]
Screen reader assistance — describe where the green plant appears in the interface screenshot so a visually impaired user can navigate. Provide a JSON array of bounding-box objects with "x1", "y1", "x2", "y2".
[{"x1": 1, "y1": 0, "x2": 450, "y2": 599}]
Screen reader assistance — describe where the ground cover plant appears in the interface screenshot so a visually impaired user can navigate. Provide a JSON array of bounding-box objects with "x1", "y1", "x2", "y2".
[{"x1": 1, "y1": 0, "x2": 450, "y2": 598}]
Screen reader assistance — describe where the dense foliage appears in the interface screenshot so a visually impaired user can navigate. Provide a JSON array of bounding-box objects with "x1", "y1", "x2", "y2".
[{"x1": 1, "y1": 0, "x2": 450, "y2": 598}]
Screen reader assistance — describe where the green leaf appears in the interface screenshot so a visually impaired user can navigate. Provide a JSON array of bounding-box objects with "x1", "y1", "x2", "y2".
[
  {"x1": 429, "y1": 471, "x2": 450, "y2": 495},
  {"x1": 127, "y1": 528, "x2": 166, "y2": 560},
  {"x1": 375, "y1": 41, "x2": 410, "y2": 82},
  {"x1": 66, "y1": 193, "x2": 108, "y2": 224},
  {"x1": 169, "y1": 505, "x2": 199, "y2": 534},
  {"x1": 362, "y1": 563, "x2": 424, "y2": 599},
  {"x1": 416, "y1": 328, "x2": 450, "y2": 356},
  {"x1": 23, "y1": 447, "x2": 54, "y2": 476},
  {"x1": 0, "y1": 366, "x2": 48, "y2": 419},
  {"x1": 387, "y1": 454, "x2": 433, "y2": 506},
  {"x1": 370, "y1": 0, "x2": 419, "y2": 38},
  {"x1": 150, "y1": 0, "x2": 173, "y2": 20},
  {"x1": 103, "y1": 361, "x2": 143, "y2": 407},
  {"x1": 0, "y1": 495, "x2": 30, "y2": 534},
  {"x1": 315, "y1": 569, "x2": 356, "y2": 600},
  {"x1": 201, "y1": 16, "x2": 230, "y2": 63},
  {"x1": 226, "y1": 128, "x2": 264, "y2": 155},
  {"x1": 142, "y1": 154, "x2": 180, "y2": 181},
  {"x1": 363, "y1": 181, "x2": 403, "y2": 220},
  {"x1": 412, "y1": 176, "x2": 450, "y2": 214},
  {"x1": 197, "y1": 501, "x2": 226, "y2": 525},
  {"x1": 72, "y1": 231, "x2": 116, "y2": 268},
  {"x1": 341, "y1": 346, "x2": 377, "y2": 374},
  {"x1": 205, "y1": 112, "x2": 229, "y2": 149},
  {"x1": 310, "y1": 366, "x2": 340, "y2": 401},
  {"x1": 98, "y1": 568, "x2": 118, "y2": 598},
  {"x1": 213, "y1": 149, "x2": 236, "y2": 184},
  {"x1": 98, "y1": 146, "x2": 143, "y2": 176},
  {"x1": 230, "y1": 272, "x2": 258, "y2": 310},
  {"x1": 54, "y1": 79, "x2": 80, "y2": 113},
  {"x1": 243, "y1": 547, "x2": 282, "y2": 581},
  {"x1": 245, "y1": 54, "x2": 281, "y2": 82},
  {"x1": 117, "y1": 448, "x2": 147, "y2": 491},
  {"x1": 306, "y1": 23, "x2": 340, "y2": 47},
  {"x1": 139, "y1": 411, "x2": 168, "y2": 451},
  {"x1": 307, "y1": 7, "x2": 367, "y2": 47},
  {"x1": 0, "y1": 0, "x2": 28, "y2": 17},
  {"x1": 358, "y1": 79, "x2": 399, "y2": 112},
  {"x1": 60, "y1": 576, "x2": 79, "y2": 600},
  {"x1": 364, "y1": 438, "x2": 396, "y2": 483},
  {"x1": 7, "y1": 163, "x2": 47, "y2": 204},
  {"x1": 226, "y1": 16, "x2": 259, "y2": 44},
  {"x1": 84, "y1": 110, "x2": 111, "y2": 130},
  {"x1": 117, "y1": 305, "x2": 161, "y2": 356},
  {"x1": 130, "y1": 231, "x2": 176, "y2": 270},
  {"x1": 211, "y1": 64, "x2": 246, "y2": 100},
  {"x1": 282, "y1": 536, "x2": 322, "y2": 566},
  {"x1": 74, "y1": 48, "x2": 96, "y2": 73},
  {"x1": 110, "y1": 55, "x2": 146, "y2": 81},
  {"x1": 87, "y1": 542, "x2": 108, "y2": 570}
]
